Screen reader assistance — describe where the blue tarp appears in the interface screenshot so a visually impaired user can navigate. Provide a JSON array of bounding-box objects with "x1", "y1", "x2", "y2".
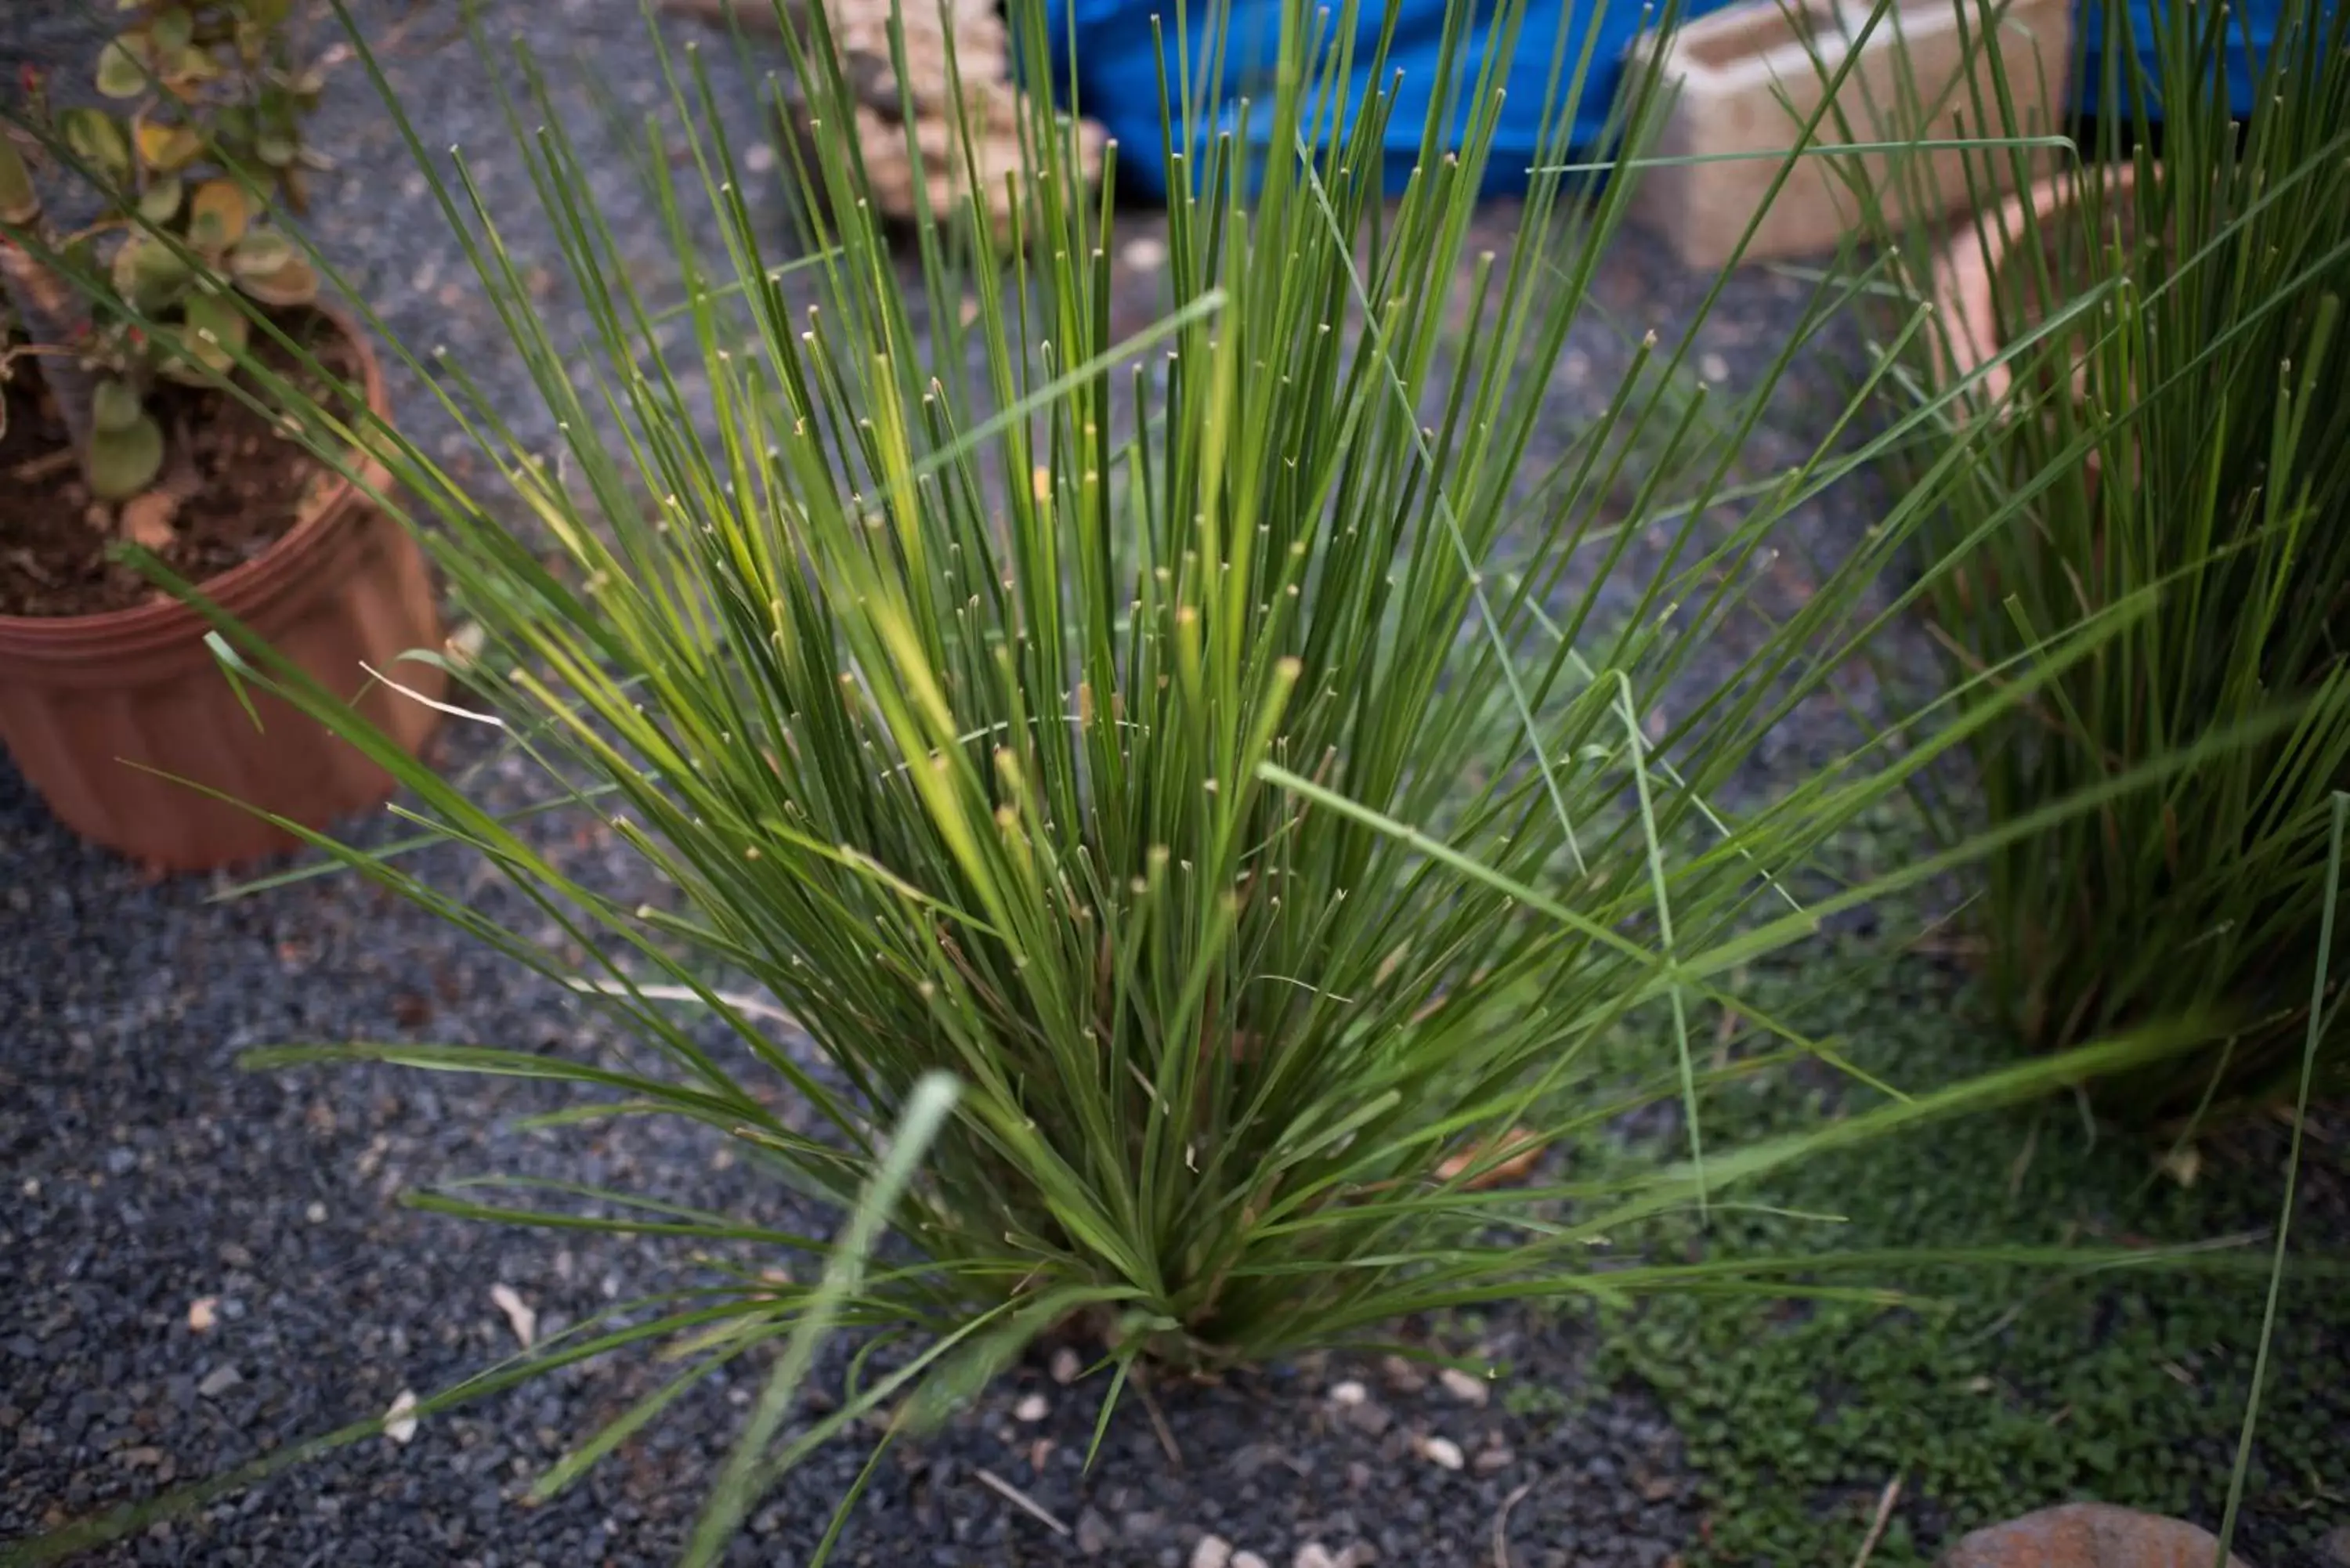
[{"x1": 1041, "y1": 0, "x2": 2304, "y2": 203}]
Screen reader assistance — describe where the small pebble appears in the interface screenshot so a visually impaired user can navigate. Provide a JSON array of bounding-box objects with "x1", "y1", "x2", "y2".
[
  {"x1": 1051, "y1": 1346, "x2": 1082, "y2": 1385},
  {"x1": 1076, "y1": 1508, "x2": 1112, "y2": 1555},
  {"x1": 1121, "y1": 236, "x2": 1168, "y2": 271},
  {"x1": 1232, "y1": 1554, "x2": 1270, "y2": 1568},
  {"x1": 1328, "y1": 1379, "x2": 1368, "y2": 1407},
  {"x1": 382, "y1": 1389, "x2": 420, "y2": 1445},
  {"x1": 197, "y1": 1365, "x2": 242, "y2": 1398},
  {"x1": 186, "y1": 1298, "x2": 219, "y2": 1334},
  {"x1": 1191, "y1": 1534, "x2": 1233, "y2": 1568},
  {"x1": 1473, "y1": 1444, "x2": 1515, "y2": 1476},
  {"x1": 1014, "y1": 1393, "x2": 1050, "y2": 1422},
  {"x1": 305, "y1": 1201, "x2": 327, "y2": 1223},
  {"x1": 1380, "y1": 1356, "x2": 1427, "y2": 1394},
  {"x1": 1419, "y1": 1435, "x2": 1464, "y2": 1471},
  {"x1": 1700, "y1": 351, "x2": 1730, "y2": 383},
  {"x1": 1295, "y1": 1545, "x2": 1336, "y2": 1568},
  {"x1": 1437, "y1": 1367, "x2": 1489, "y2": 1406}
]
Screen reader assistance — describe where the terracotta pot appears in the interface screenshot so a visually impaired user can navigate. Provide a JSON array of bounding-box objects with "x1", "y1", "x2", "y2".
[
  {"x1": 1932, "y1": 162, "x2": 2142, "y2": 508},
  {"x1": 0, "y1": 305, "x2": 445, "y2": 872},
  {"x1": 1933, "y1": 162, "x2": 2138, "y2": 401}
]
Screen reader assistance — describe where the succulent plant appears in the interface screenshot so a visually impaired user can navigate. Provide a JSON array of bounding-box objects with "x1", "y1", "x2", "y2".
[{"x1": 0, "y1": 2, "x2": 326, "y2": 506}]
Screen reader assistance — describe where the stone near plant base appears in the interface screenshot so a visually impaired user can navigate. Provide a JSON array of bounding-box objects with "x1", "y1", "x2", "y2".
[
  {"x1": 1622, "y1": 0, "x2": 2072, "y2": 269},
  {"x1": 1937, "y1": 1503, "x2": 2252, "y2": 1568}
]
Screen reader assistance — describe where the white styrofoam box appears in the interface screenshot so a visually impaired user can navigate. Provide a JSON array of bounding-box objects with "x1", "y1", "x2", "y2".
[{"x1": 1622, "y1": 0, "x2": 2073, "y2": 269}]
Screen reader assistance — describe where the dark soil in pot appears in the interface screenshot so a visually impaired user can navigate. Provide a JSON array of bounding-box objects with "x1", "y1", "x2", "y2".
[{"x1": 0, "y1": 308, "x2": 367, "y2": 618}]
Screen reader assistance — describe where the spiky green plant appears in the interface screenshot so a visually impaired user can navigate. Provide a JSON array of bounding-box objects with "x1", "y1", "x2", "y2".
[
  {"x1": 0, "y1": 1, "x2": 324, "y2": 503},
  {"x1": 52, "y1": 0, "x2": 2294, "y2": 1551},
  {"x1": 1884, "y1": 0, "x2": 2350, "y2": 1122}
]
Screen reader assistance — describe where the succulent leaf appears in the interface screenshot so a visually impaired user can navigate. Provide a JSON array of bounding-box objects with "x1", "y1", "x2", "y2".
[
  {"x1": 87, "y1": 411, "x2": 164, "y2": 501},
  {"x1": 95, "y1": 37, "x2": 154, "y2": 99},
  {"x1": 227, "y1": 226, "x2": 292, "y2": 277},
  {"x1": 213, "y1": 105, "x2": 253, "y2": 154},
  {"x1": 136, "y1": 172, "x2": 184, "y2": 225},
  {"x1": 0, "y1": 136, "x2": 38, "y2": 225},
  {"x1": 232, "y1": 251, "x2": 317, "y2": 307},
  {"x1": 190, "y1": 179, "x2": 250, "y2": 250},
  {"x1": 92, "y1": 377, "x2": 146, "y2": 435},
  {"x1": 111, "y1": 231, "x2": 193, "y2": 309},
  {"x1": 180, "y1": 290, "x2": 249, "y2": 373},
  {"x1": 60, "y1": 109, "x2": 134, "y2": 186},
  {"x1": 162, "y1": 45, "x2": 221, "y2": 91},
  {"x1": 133, "y1": 114, "x2": 204, "y2": 175},
  {"x1": 149, "y1": 7, "x2": 193, "y2": 54}
]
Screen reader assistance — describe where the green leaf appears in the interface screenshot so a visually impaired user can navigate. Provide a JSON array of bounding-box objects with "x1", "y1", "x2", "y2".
[
  {"x1": 95, "y1": 36, "x2": 154, "y2": 99},
  {"x1": 227, "y1": 227, "x2": 293, "y2": 276},
  {"x1": 179, "y1": 291, "x2": 249, "y2": 374},
  {"x1": 136, "y1": 173, "x2": 184, "y2": 225},
  {"x1": 148, "y1": 6, "x2": 193, "y2": 54},
  {"x1": 91, "y1": 378, "x2": 146, "y2": 435},
  {"x1": 60, "y1": 108, "x2": 132, "y2": 186},
  {"x1": 87, "y1": 412, "x2": 164, "y2": 500},
  {"x1": 0, "y1": 137, "x2": 38, "y2": 225},
  {"x1": 111, "y1": 232, "x2": 191, "y2": 309}
]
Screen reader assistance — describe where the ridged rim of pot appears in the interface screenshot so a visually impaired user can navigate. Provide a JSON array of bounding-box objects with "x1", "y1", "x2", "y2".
[
  {"x1": 1932, "y1": 161, "x2": 2142, "y2": 405},
  {"x1": 0, "y1": 302, "x2": 396, "y2": 664}
]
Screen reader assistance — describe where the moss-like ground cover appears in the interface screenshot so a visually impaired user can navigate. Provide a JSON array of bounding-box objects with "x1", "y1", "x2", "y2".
[{"x1": 1573, "y1": 923, "x2": 2348, "y2": 1565}]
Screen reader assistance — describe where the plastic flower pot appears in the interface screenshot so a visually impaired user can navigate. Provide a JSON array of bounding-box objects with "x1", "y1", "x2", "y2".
[
  {"x1": 1932, "y1": 161, "x2": 2141, "y2": 508},
  {"x1": 1624, "y1": 0, "x2": 2074, "y2": 269},
  {"x1": 0, "y1": 305, "x2": 444, "y2": 872}
]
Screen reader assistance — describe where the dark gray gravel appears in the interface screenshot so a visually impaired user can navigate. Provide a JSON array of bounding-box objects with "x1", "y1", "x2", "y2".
[
  {"x1": 4, "y1": 2, "x2": 1951, "y2": 1564},
  {"x1": 0, "y1": 731, "x2": 1702, "y2": 1568}
]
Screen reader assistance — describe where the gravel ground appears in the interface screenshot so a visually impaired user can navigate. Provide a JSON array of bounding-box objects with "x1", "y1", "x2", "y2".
[
  {"x1": 0, "y1": 2, "x2": 2048, "y2": 1564},
  {"x1": 0, "y1": 729, "x2": 1705, "y2": 1568}
]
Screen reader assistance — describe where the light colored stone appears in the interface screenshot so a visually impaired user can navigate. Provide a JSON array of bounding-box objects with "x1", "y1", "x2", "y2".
[
  {"x1": 1437, "y1": 1367, "x2": 1490, "y2": 1406},
  {"x1": 1014, "y1": 1392, "x2": 1050, "y2": 1422},
  {"x1": 1232, "y1": 1554, "x2": 1270, "y2": 1568},
  {"x1": 1295, "y1": 1545, "x2": 1336, "y2": 1568},
  {"x1": 1329, "y1": 1378, "x2": 1368, "y2": 1407},
  {"x1": 2316, "y1": 1523, "x2": 2350, "y2": 1567},
  {"x1": 1050, "y1": 1346, "x2": 1082, "y2": 1385},
  {"x1": 1190, "y1": 1535, "x2": 1233, "y2": 1568},
  {"x1": 1418, "y1": 1434, "x2": 1465, "y2": 1472},
  {"x1": 660, "y1": 0, "x2": 1104, "y2": 237},
  {"x1": 381, "y1": 1389, "x2": 419, "y2": 1445},
  {"x1": 1936, "y1": 1503, "x2": 2252, "y2": 1568},
  {"x1": 1380, "y1": 1355, "x2": 1428, "y2": 1394}
]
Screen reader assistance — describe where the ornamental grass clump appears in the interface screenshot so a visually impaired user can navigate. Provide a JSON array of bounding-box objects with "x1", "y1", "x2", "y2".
[
  {"x1": 1889, "y1": 0, "x2": 2350, "y2": 1122},
  {"x1": 125, "y1": 0, "x2": 2280, "y2": 1546}
]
